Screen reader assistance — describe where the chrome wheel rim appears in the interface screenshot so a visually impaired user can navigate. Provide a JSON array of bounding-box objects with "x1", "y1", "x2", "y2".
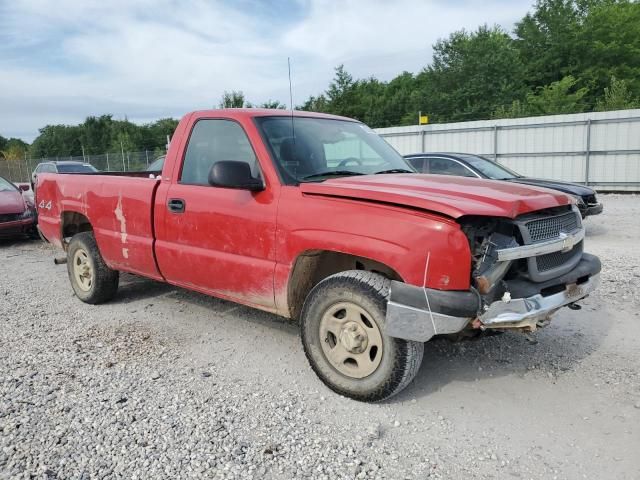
[
  {"x1": 319, "y1": 302, "x2": 383, "y2": 379},
  {"x1": 73, "y1": 249, "x2": 93, "y2": 292}
]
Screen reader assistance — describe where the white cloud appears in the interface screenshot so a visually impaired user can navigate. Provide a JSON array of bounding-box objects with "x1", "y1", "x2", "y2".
[{"x1": 0, "y1": 0, "x2": 531, "y2": 141}]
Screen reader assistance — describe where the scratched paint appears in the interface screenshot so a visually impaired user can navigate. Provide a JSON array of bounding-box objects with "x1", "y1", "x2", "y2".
[{"x1": 114, "y1": 195, "x2": 128, "y2": 258}]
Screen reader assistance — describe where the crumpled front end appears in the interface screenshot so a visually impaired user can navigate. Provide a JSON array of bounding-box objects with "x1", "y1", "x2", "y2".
[{"x1": 386, "y1": 205, "x2": 601, "y2": 341}]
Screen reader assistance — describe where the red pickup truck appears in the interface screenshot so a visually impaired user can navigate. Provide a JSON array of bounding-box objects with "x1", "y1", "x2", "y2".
[{"x1": 37, "y1": 109, "x2": 601, "y2": 401}]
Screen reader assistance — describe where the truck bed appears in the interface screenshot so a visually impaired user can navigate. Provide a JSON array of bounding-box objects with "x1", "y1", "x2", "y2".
[{"x1": 37, "y1": 173, "x2": 163, "y2": 280}]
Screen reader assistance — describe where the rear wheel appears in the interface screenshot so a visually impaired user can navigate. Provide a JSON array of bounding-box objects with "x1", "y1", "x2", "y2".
[
  {"x1": 67, "y1": 232, "x2": 119, "y2": 304},
  {"x1": 300, "y1": 271, "x2": 424, "y2": 402}
]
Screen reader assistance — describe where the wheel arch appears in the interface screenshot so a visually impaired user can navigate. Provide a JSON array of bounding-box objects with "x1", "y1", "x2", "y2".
[
  {"x1": 60, "y1": 210, "x2": 93, "y2": 249},
  {"x1": 286, "y1": 249, "x2": 403, "y2": 320}
]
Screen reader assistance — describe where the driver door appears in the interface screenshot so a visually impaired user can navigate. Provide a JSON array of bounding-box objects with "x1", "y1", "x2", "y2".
[{"x1": 154, "y1": 119, "x2": 278, "y2": 309}]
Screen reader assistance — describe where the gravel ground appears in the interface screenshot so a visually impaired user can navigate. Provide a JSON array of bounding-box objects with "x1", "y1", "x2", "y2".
[{"x1": 1, "y1": 194, "x2": 639, "y2": 479}]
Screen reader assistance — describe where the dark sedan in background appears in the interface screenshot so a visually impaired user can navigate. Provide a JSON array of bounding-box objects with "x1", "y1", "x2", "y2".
[
  {"x1": 0, "y1": 175, "x2": 36, "y2": 238},
  {"x1": 404, "y1": 152, "x2": 603, "y2": 218}
]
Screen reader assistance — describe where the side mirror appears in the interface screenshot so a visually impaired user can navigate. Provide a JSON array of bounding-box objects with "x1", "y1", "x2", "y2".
[
  {"x1": 18, "y1": 184, "x2": 30, "y2": 192},
  {"x1": 208, "y1": 161, "x2": 264, "y2": 191}
]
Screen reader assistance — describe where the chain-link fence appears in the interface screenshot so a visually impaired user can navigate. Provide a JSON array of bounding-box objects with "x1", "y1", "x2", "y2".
[{"x1": 0, "y1": 149, "x2": 167, "y2": 184}]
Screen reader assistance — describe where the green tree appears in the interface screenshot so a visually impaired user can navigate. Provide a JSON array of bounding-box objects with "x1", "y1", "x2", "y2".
[
  {"x1": 595, "y1": 76, "x2": 640, "y2": 111},
  {"x1": 515, "y1": 0, "x2": 640, "y2": 109},
  {"x1": 299, "y1": 94, "x2": 330, "y2": 113},
  {"x1": 422, "y1": 25, "x2": 528, "y2": 122},
  {"x1": 383, "y1": 72, "x2": 422, "y2": 127},
  {"x1": 29, "y1": 125, "x2": 83, "y2": 158},
  {"x1": 325, "y1": 65, "x2": 355, "y2": 115},
  {"x1": 514, "y1": 0, "x2": 583, "y2": 89},
  {"x1": 218, "y1": 90, "x2": 246, "y2": 108},
  {"x1": 28, "y1": 115, "x2": 176, "y2": 160},
  {"x1": 299, "y1": 65, "x2": 370, "y2": 120},
  {"x1": 108, "y1": 119, "x2": 143, "y2": 153},
  {"x1": 264, "y1": 100, "x2": 287, "y2": 109},
  {"x1": 525, "y1": 75, "x2": 589, "y2": 115},
  {"x1": 140, "y1": 118, "x2": 180, "y2": 150},
  {"x1": 353, "y1": 73, "x2": 420, "y2": 127},
  {"x1": 491, "y1": 99, "x2": 530, "y2": 119},
  {"x1": 0, "y1": 138, "x2": 29, "y2": 160},
  {"x1": 81, "y1": 115, "x2": 114, "y2": 154},
  {"x1": 576, "y1": 0, "x2": 640, "y2": 105}
]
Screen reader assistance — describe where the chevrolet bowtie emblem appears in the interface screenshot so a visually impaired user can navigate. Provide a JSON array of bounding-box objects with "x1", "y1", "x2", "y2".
[{"x1": 559, "y1": 232, "x2": 573, "y2": 252}]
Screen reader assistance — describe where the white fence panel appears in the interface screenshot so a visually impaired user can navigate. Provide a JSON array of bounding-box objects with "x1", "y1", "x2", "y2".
[{"x1": 375, "y1": 109, "x2": 640, "y2": 191}]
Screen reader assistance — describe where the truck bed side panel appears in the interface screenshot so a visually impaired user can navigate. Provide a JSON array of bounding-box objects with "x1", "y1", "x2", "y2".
[{"x1": 37, "y1": 173, "x2": 162, "y2": 280}]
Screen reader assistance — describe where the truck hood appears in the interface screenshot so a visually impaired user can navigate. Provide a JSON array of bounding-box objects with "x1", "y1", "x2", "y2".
[
  {"x1": 299, "y1": 174, "x2": 573, "y2": 219},
  {"x1": 0, "y1": 189, "x2": 27, "y2": 215}
]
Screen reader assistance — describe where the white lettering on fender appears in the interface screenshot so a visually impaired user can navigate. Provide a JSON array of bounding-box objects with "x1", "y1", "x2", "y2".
[{"x1": 38, "y1": 200, "x2": 52, "y2": 210}]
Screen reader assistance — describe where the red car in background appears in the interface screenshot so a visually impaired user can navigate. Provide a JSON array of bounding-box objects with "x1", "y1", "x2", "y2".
[{"x1": 0, "y1": 175, "x2": 37, "y2": 238}]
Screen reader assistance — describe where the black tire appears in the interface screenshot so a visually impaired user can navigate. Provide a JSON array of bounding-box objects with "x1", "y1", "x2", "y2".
[
  {"x1": 300, "y1": 271, "x2": 424, "y2": 402},
  {"x1": 66, "y1": 232, "x2": 119, "y2": 304}
]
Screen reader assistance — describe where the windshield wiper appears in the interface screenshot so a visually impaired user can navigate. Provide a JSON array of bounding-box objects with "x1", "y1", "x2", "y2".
[
  {"x1": 374, "y1": 168, "x2": 414, "y2": 174},
  {"x1": 301, "y1": 170, "x2": 365, "y2": 181}
]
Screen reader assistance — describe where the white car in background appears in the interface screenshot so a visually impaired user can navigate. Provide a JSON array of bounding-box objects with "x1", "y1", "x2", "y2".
[{"x1": 31, "y1": 161, "x2": 98, "y2": 190}]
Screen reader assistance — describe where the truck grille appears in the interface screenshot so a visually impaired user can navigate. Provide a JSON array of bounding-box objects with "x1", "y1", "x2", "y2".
[
  {"x1": 514, "y1": 207, "x2": 584, "y2": 282},
  {"x1": 0, "y1": 213, "x2": 21, "y2": 223},
  {"x1": 536, "y1": 241, "x2": 583, "y2": 272},
  {"x1": 525, "y1": 211, "x2": 580, "y2": 243}
]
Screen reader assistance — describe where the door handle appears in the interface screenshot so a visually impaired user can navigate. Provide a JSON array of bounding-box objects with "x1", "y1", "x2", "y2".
[{"x1": 167, "y1": 198, "x2": 185, "y2": 213}]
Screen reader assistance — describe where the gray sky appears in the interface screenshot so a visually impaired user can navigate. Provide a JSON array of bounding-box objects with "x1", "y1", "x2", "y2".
[{"x1": 0, "y1": 0, "x2": 533, "y2": 142}]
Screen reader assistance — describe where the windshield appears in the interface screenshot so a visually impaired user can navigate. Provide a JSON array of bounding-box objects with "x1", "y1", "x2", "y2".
[
  {"x1": 0, "y1": 176, "x2": 17, "y2": 192},
  {"x1": 460, "y1": 154, "x2": 521, "y2": 179},
  {"x1": 255, "y1": 116, "x2": 413, "y2": 183},
  {"x1": 57, "y1": 164, "x2": 97, "y2": 173}
]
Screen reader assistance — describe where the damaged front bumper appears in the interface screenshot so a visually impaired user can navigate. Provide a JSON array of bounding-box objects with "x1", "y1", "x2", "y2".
[{"x1": 385, "y1": 253, "x2": 601, "y2": 342}]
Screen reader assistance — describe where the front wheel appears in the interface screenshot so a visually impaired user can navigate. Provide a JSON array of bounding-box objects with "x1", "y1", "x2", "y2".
[
  {"x1": 300, "y1": 271, "x2": 424, "y2": 402},
  {"x1": 67, "y1": 232, "x2": 119, "y2": 304}
]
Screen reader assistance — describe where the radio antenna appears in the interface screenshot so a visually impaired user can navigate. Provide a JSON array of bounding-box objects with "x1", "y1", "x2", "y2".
[{"x1": 288, "y1": 57, "x2": 296, "y2": 143}]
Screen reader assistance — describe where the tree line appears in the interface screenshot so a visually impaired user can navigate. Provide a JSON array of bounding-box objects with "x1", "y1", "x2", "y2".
[
  {"x1": 300, "y1": 0, "x2": 640, "y2": 125},
  {"x1": 2, "y1": 0, "x2": 638, "y2": 162},
  {"x1": 0, "y1": 116, "x2": 178, "y2": 161}
]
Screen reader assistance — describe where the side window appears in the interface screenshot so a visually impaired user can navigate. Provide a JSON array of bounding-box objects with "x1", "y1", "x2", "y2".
[
  {"x1": 428, "y1": 158, "x2": 475, "y2": 177},
  {"x1": 406, "y1": 157, "x2": 427, "y2": 173},
  {"x1": 180, "y1": 119, "x2": 258, "y2": 185}
]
